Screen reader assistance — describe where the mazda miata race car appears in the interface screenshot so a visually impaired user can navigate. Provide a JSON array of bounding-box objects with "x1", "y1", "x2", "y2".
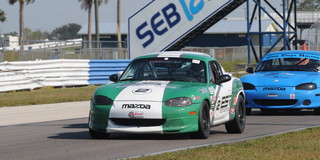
[
  {"x1": 89, "y1": 51, "x2": 245, "y2": 139},
  {"x1": 241, "y1": 50, "x2": 320, "y2": 115}
]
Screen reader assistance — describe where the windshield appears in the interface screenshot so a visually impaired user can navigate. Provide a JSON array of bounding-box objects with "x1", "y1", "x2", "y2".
[
  {"x1": 120, "y1": 58, "x2": 207, "y2": 83},
  {"x1": 256, "y1": 57, "x2": 320, "y2": 72}
]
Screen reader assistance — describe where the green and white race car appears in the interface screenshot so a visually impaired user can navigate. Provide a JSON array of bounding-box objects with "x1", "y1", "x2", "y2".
[{"x1": 89, "y1": 51, "x2": 245, "y2": 139}]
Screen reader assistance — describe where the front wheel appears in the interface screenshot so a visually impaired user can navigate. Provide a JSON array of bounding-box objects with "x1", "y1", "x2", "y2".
[
  {"x1": 89, "y1": 128, "x2": 110, "y2": 139},
  {"x1": 225, "y1": 95, "x2": 246, "y2": 133},
  {"x1": 191, "y1": 101, "x2": 210, "y2": 139},
  {"x1": 314, "y1": 107, "x2": 320, "y2": 115},
  {"x1": 246, "y1": 108, "x2": 252, "y2": 115}
]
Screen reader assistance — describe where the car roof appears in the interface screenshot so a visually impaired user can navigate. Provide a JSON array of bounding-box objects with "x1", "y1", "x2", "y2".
[
  {"x1": 133, "y1": 51, "x2": 215, "y2": 62},
  {"x1": 262, "y1": 50, "x2": 320, "y2": 61}
]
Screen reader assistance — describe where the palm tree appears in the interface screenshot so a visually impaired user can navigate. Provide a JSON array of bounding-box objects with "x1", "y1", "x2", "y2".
[
  {"x1": 117, "y1": 0, "x2": 122, "y2": 50},
  {"x1": 94, "y1": 0, "x2": 108, "y2": 48},
  {"x1": 78, "y1": 0, "x2": 93, "y2": 49},
  {"x1": 0, "y1": 9, "x2": 6, "y2": 22},
  {"x1": 79, "y1": 0, "x2": 108, "y2": 49},
  {"x1": 9, "y1": 0, "x2": 35, "y2": 57}
]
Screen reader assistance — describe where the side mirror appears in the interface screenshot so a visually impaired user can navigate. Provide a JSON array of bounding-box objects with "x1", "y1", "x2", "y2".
[
  {"x1": 246, "y1": 67, "x2": 254, "y2": 74},
  {"x1": 109, "y1": 74, "x2": 119, "y2": 82},
  {"x1": 217, "y1": 74, "x2": 231, "y2": 85}
]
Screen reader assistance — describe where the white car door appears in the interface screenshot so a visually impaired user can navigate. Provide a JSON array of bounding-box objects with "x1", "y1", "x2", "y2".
[{"x1": 208, "y1": 61, "x2": 232, "y2": 125}]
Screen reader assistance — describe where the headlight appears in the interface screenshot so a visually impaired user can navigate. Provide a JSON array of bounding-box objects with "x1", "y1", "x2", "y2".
[
  {"x1": 295, "y1": 83, "x2": 317, "y2": 90},
  {"x1": 164, "y1": 97, "x2": 192, "y2": 107},
  {"x1": 92, "y1": 95, "x2": 113, "y2": 105},
  {"x1": 243, "y1": 83, "x2": 256, "y2": 90}
]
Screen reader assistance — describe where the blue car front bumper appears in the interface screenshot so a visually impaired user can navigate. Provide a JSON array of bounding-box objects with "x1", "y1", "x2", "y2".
[{"x1": 245, "y1": 87, "x2": 320, "y2": 109}]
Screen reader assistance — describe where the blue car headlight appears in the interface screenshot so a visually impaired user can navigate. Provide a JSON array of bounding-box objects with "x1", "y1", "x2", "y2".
[
  {"x1": 295, "y1": 83, "x2": 317, "y2": 90},
  {"x1": 243, "y1": 83, "x2": 256, "y2": 90},
  {"x1": 92, "y1": 95, "x2": 113, "y2": 105},
  {"x1": 164, "y1": 97, "x2": 192, "y2": 107}
]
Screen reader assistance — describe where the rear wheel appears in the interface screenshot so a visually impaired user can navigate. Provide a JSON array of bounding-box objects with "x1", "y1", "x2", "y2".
[
  {"x1": 225, "y1": 95, "x2": 246, "y2": 133},
  {"x1": 191, "y1": 101, "x2": 210, "y2": 139}
]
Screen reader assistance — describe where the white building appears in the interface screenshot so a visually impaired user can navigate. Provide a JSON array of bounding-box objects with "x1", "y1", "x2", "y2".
[{"x1": 0, "y1": 35, "x2": 19, "y2": 48}]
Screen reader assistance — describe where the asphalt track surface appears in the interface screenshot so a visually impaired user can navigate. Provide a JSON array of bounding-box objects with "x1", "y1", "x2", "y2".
[{"x1": 1, "y1": 101, "x2": 320, "y2": 160}]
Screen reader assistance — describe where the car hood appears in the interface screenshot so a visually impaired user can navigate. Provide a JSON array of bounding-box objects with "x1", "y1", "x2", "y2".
[
  {"x1": 240, "y1": 71, "x2": 319, "y2": 87},
  {"x1": 94, "y1": 80, "x2": 208, "y2": 102}
]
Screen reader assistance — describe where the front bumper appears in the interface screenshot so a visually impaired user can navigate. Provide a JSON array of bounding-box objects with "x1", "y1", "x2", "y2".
[
  {"x1": 244, "y1": 87, "x2": 320, "y2": 109},
  {"x1": 88, "y1": 103, "x2": 200, "y2": 134}
]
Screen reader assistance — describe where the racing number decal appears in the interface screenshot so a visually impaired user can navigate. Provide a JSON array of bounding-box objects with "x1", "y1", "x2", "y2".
[{"x1": 216, "y1": 96, "x2": 229, "y2": 110}]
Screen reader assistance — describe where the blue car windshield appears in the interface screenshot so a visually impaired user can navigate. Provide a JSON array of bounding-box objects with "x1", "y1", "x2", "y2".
[
  {"x1": 120, "y1": 58, "x2": 207, "y2": 83},
  {"x1": 255, "y1": 57, "x2": 320, "y2": 72}
]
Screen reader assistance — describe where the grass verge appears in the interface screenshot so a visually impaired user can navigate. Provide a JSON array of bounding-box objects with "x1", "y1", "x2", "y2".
[
  {"x1": 134, "y1": 127, "x2": 320, "y2": 160},
  {"x1": 0, "y1": 85, "x2": 99, "y2": 107}
]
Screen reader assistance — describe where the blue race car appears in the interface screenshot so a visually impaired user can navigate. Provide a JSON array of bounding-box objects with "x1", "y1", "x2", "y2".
[{"x1": 241, "y1": 50, "x2": 320, "y2": 115}]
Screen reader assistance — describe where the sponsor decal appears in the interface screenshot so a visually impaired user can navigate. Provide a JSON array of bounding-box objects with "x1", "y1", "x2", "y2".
[
  {"x1": 128, "y1": 111, "x2": 144, "y2": 119},
  {"x1": 132, "y1": 88, "x2": 152, "y2": 95},
  {"x1": 233, "y1": 97, "x2": 237, "y2": 105},
  {"x1": 211, "y1": 96, "x2": 217, "y2": 103},
  {"x1": 290, "y1": 94, "x2": 295, "y2": 99},
  {"x1": 208, "y1": 86, "x2": 215, "y2": 94},
  {"x1": 283, "y1": 73, "x2": 294, "y2": 75},
  {"x1": 299, "y1": 54, "x2": 320, "y2": 60},
  {"x1": 135, "y1": 0, "x2": 205, "y2": 48},
  {"x1": 263, "y1": 53, "x2": 320, "y2": 61},
  {"x1": 122, "y1": 104, "x2": 151, "y2": 109},
  {"x1": 263, "y1": 87, "x2": 286, "y2": 91},
  {"x1": 198, "y1": 88, "x2": 208, "y2": 95},
  {"x1": 268, "y1": 93, "x2": 278, "y2": 97},
  {"x1": 192, "y1": 59, "x2": 200, "y2": 64},
  {"x1": 180, "y1": 0, "x2": 205, "y2": 21},
  {"x1": 210, "y1": 110, "x2": 214, "y2": 116},
  {"x1": 231, "y1": 107, "x2": 235, "y2": 114},
  {"x1": 190, "y1": 95, "x2": 201, "y2": 100}
]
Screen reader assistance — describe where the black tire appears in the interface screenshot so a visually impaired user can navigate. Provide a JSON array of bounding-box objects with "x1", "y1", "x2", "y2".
[
  {"x1": 246, "y1": 108, "x2": 252, "y2": 115},
  {"x1": 225, "y1": 95, "x2": 246, "y2": 133},
  {"x1": 314, "y1": 107, "x2": 320, "y2": 115},
  {"x1": 89, "y1": 128, "x2": 110, "y2": 139},
  {"x1": 191, "y1": 101, "x2": 211, "y2": 139}
]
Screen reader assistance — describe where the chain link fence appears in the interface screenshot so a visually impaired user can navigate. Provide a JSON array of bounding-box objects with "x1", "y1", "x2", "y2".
[
  {"x1": 308, "y1": 19, "x2": 320, "y2": 51},
  {"x1": 0, "y1": 40, "x2": 128, "y2": 61},
  {"x1": 0, "y1": 39, "x2": 282, "y2": 62}
]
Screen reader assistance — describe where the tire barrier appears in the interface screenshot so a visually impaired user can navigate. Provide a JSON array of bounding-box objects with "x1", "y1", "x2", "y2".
[{"x1": 0, "y1": 59, "x2": 130, "y2": 92}]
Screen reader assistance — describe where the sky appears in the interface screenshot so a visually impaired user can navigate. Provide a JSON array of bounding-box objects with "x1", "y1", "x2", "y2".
[
  {"x1": 0, "y1": 0, "x2": 151, "y2": 34},
  {"x1": 0, "y1": 0, "x2": 282, "y2": 34}
]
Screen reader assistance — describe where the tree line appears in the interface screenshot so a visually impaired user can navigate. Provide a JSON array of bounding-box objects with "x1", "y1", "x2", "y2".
[
  {"x1": 0, "y1": 0, "x2": 121, "y2": 50},
  {"x1": 3, "y1": 23, "x2": 82, "y2": 41}
]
